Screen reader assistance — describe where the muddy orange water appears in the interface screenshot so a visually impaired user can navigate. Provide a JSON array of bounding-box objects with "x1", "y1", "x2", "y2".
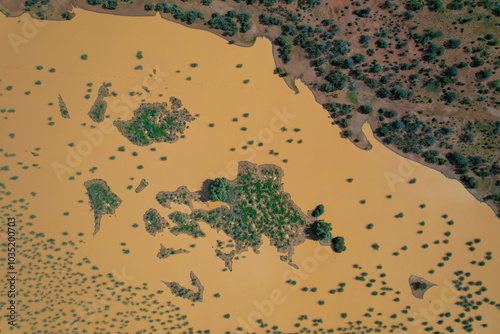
[{"x1": 1, "y1": 9, "x2": 499, "y2": 334}]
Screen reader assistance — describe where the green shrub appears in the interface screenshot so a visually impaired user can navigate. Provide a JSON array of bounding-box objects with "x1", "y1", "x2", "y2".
[
  {"x1": 311, "y1": 204, "x2": 325, "y2": 217},
  {"x1": 332, "y1": 236, "x2": 346, "y2": 253}
]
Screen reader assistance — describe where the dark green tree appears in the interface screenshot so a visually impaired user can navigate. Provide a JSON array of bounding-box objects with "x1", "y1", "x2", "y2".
[
  {"x1": 427, "y1": 0, "x2": 443, "y2": 11},
  {"x1": 442, "y1": 92, "x2": 458, "y2": 103},
  {"x1": 392, "y1": 88, "x2": 408, "y2": 100},
  {"x1": 209, "y1": 178, "x2": 231, "y2": 201},
  {"x1": 332, "y1": 236, "x2": 346, "y2": 253},
  {"x1": 444, "y1": 39, "x2": 461, "y2": 49},
  {"x1": 311, "y1": 220, "x2": 332, "y2": 240},
  {"x1": 62, "y1": 11, "x2": 74, "y2": 20},
  {"x1": 376, "y1": 39, "x2": 388, "y2": 48},
  {"x1": 377, "y1": 87, "x2": 392, "y2": 98},
  {"x1": 358, "y1": 105, "x2": 373, "y2": 114},
  {"x1": 325, "y1": 71, "x2": 348, "y2": 91},
  {"x1": 406, "y1": 0, "x2": 423, "y2": 11},
  {"x1": 476, "y1": 69, "x2": 492, "y2": 81},
  {"x1": 103, "y1": 0, "x2": 117, "y2": 9},
  {"x1": 311, "y1": 204, "x2": 325, "y2": 217},
  {"x1": 353, "y1": 8, "x2": 371, "y2": 18}
]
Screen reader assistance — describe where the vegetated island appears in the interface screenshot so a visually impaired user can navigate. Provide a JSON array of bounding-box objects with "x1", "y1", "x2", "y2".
[
  {"x1": 156, "y1": 186, "x2": 207, "y2": 238},
  {"x1": 161, "y1": 271, "x2": 204, "y2": 303},
  {"x1": 215, "y1": 249, "x2": 236, "y2": 271},
  {"x1": 157, "y1": 243, "x2": 190, "y2": 259},
  {"x1": 143, "y1": 208, "x2": 169, "y2": 236},
  {"x1": 156, "y1": 185, "x2": 202, "y2": 210},
  {"x1": 58, "y1": 95, "x2": 70, "y2": 119},
  {"x1": 84, "y1": 178, "x2": 122, "y2": 235},
  {"x1": 409, "y1": 275, "x2": 437, "y2": 299},
  {"x1": 88, "y1": 82, "x2": 110, "y2": 122},
  {"x1": 135, "y1": 178, "x2": 148, "y2": 193},
  {"x1": 114, "y1": 97, "x2": 196, "y2": 146},
  {"x1": 6, "y1": 0, "x2": 499, "y2": 216},
  {"x1": 156, "y1": 161, "x2": 346, "y2": 270}
]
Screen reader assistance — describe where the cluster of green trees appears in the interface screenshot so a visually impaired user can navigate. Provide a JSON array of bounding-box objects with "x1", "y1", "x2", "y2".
[
  {"x1": 323, "y1": 71, "x2": 348, "y2": 92},
  {"x1": 35, "y1": 9, "x2": 47, "y2": 19},
  {"x1": 115, "y1": 99, "x2": 195, "y2": 146},
  {"x1": 143, "y1": 208, "x2": 168, "y2": 236},
  {"x1": 412, "y1": 282, "x2": 428, "y2": 290},
  {"x1": 297, "y1": 0, "x2": 321, "y2": 9},
  {"x1": 358, "y1": 105, "x2": 373, "y2": 114},
  {"x1": 311, "y1": 220, "x2": 331, "y2": 240},
  {"x1": 446, "y1": 151, "x2": 471, "y2": 174},
  {"x1": 164, "y1": 275, "x2": 203, "y2": 303},
  {"x1": 423, "y1": 42, "x2": 445, "y2": 62},
  {"x1": 85, "y1": 180, "x2": 122, "y2": 219},
  {"x1": 304, "y1": 205, "x2": 346, "y2": 253},
  {"x1": 460, "y1": 175, "x2": 479, "y2": 189},
  {"x1": 331, "y1": 53, "x2": 365, "y2": 69},
  {"x1": 422, "y1": 150, "x2": 447, "y2": 164},
  {"x1": 209, "y1": 178, "x2": 231, "y2": 201},
  {"x1": 376, "y1": 115, "x2": 448, "y2": 154},
  {"x1": 353, "y1": 7, "x2": 371, "y2": 18},
  {"x1": 452, "y1": 0, "x2": 500, "y2": 16},
  {"x1": 442, "y1": 92, "x2": 458, "y2": 103},
  {"x1": 25, "y1": 0, "x2": 49, "y2": 7},
  {"x1": 293, "y1": 24, "x2": 351, "y2": 60},
  {"x1": 375, "y1": 112, "x2": 497, "y2": 191},
  {"x1": 206, "y1": 11, "x2": 239, "y2": 36},
  {"x1": 327, "y1": 102, "x2": 354, "y2": 119},
  {"x1": 275, "y1": 67, "x2": 290, "y2": 77},
  {"x1": 237, "y1": 12, "x2": 252, "y2": 33},
  {"x1": 406, "y1": 0, "x2": 442, "y2": 11},
  {"x1": 153, "y1": 3, "x2": 204, "y2": 24},
  {"x1": 376, "y1": 39, "x2": 388, "y2": 48},
  {"x1": 444, "y1": 39, "x2": 461, "y2": 49},
  {"x1": 121, "y1": 107, "x2": 169, "y2": 144},
  {"x1": 378, "y1": 108, "x2": 398, "y2": 120},
  {"x1": 376, "y1": 86, "x2": 409, "y2": 100},
  {"x1": 360, "y1": 35, "x2": 371, "y2": 47},
  {"x1": 282, "y1": 24, "x2": 298, "y2": 36},
  {"x1": 259, "y1": 14, "x2": 282, "y2": 25},
  {"x1": 168, "y1": 211, "x2": 207, "y2": 238},
  {"x1": 447, "y1": 150, "x2": 499, "y2": 181},
  {"x1": 274, "y1": 36, "x2": 292, "y2": 63},
  {"x1": 165, "y1": 166, "x2": 313, "y2": 256},
  {"x1": 103, "y1": 0, "x2": 117, "y2": 9}
]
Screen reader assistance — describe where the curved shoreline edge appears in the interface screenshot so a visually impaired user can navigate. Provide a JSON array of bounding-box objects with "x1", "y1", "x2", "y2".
[{"x1": 2, "y1": 3, "x2": 498, "y2": 218}]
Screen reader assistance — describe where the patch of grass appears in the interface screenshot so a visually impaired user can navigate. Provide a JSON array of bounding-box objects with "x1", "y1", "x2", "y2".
[{"x1": 346, "y1": 90, "x2": 359, "y2": 106}]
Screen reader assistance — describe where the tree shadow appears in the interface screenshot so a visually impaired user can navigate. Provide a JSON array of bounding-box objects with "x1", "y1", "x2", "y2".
[
  {"x1": 197, "y1": 179, "x2": 213, "y2": 203},
  {"x1": 304, "y1": 224, "x2": 322, "y2": 241}
]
